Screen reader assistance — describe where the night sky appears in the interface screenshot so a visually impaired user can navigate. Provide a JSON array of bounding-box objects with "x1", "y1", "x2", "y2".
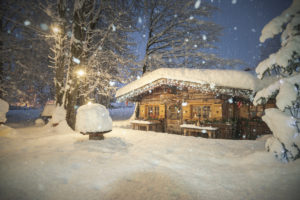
[
  {"x1": 210, "y1": 0, "x2": 292, "y2": 68},
  {"x1": 136, "y1": 0, "x2": 293, "y2": 69}
]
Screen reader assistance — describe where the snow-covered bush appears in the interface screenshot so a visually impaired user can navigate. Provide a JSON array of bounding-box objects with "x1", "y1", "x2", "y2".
[
  {"x1": 75, "y1": 103, "x2": 112, "y2": 133},
  {"x1": 35, "y1": 118, "x2": 45, "y2": 126},
  {"x1": 254, "y1": 0, "x2": 300, "y2": 162},
  {"x1": 0, "y1": 99, "x2": 9, "y2": 123},
  {"x1": 51, "y1": 106, "x2": 66, "y2": 125}
]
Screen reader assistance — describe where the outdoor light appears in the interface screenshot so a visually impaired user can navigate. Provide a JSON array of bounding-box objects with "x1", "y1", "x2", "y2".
[
  {"x1": 76, "y1": 69, "x2": 86, "y2": 77},
  {"x1": 52, "y1": 26, "x2": 60, "y2": 34}
]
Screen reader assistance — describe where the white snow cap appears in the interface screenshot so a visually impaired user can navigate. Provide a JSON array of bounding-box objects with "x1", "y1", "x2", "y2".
[
  {"x1": 254, "y1": 73, "x2": 300, "y2": 111},
  {"x1": 259, "y1": 0, "x2": 300, "y2": 43},
  {"x1": 116, "y1": 68, "x2": 262, "y2": 98},
  {"x1": 0, "y1": 99, "x2": 9, "y2": 123},
  {"x1": 75, "y1": 103, "x2": 112, "y2": 133},
  {"x1": 255, "y1": 0, "x2": 300, "y2": 78},
  {"x1": 41, "y1": 103, "x2": 56, "y2": 117}
]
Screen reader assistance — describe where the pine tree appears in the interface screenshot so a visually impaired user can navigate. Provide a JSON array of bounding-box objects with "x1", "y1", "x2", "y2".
[{"x1": 253, "y1": 0, "x2": 300, "y2": 162}]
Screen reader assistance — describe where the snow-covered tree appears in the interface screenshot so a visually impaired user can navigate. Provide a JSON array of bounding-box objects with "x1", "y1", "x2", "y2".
[
  {"x1": 253, "y1": 0, "x2": 300, "y2": 162},
  {"x1": 49, "y1": 0, "x2": 137, "y2": 129},
  {"x1": 139, "y1": 0, "x2": 243, "y2": 74}
]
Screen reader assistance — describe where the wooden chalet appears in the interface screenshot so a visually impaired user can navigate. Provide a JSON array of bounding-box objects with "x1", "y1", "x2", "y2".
[{"x1": 116, "y1": 68, "x2": 275, "y2": 139}]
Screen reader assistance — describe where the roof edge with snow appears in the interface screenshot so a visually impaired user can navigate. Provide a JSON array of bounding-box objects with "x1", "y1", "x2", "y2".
[{"x1": 116, "y1": 68, "x2": 262, "y2": 101}]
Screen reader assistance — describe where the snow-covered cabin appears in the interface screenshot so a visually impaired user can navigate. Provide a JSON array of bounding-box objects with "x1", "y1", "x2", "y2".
[{"x1": 116, "y1": 68, "x2": 275, "y2": 139}]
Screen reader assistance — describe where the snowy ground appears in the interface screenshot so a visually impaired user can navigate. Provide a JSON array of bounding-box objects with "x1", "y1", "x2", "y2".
[{"x1": 0, "y1": 118, "x2": 300, "y2": 200}]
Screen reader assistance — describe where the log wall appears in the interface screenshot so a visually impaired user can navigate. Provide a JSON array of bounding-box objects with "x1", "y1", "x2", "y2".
[{"x1": 136, "y1": 85, "x2": 275, "y2": 139}]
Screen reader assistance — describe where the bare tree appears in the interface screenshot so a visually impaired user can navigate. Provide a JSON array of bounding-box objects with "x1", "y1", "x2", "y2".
[{"x1": 139, "y1": 0, "x2": 243, "y2": 74}]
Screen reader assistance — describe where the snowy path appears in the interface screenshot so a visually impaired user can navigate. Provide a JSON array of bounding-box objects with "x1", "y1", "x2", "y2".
[{"x1": 0, "y1": 123, "x2": 299, "y2": 200}]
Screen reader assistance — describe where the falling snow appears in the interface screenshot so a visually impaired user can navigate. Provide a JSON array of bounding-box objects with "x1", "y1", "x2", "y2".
[
  {"x1": 195, "y1": 0, "x2": 201, "y2": 9},
  {"x1": 24, "y1": 20, "x2": 31, "y2": 26},
  {"x1": 72, "y1": 57, "x2": 80, "y2": 64},
  {"x1": 138, "y1": 17, "x2": 142, "y2": 24},
  {"x1": 112, "y1": 24, "x2": 116, "y2": 32},
  {"x1": 40, "y1": 23, "x2": 48, "y2": 31}
]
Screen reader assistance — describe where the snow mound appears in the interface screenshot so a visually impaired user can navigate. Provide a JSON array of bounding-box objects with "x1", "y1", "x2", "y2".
[
  {"x1": 0, "y1": 99, "x2": 9, "y2": 123},
  {"x1": 35, "y1": 118, "x2": 45, "y2": 126},
  {"x1": 51, "y1": 106, "x2": 66, "y2": 124},
  {"x1": 0, "y1": 124, "x2": 16, "y2": 138},
  {"x1": 75, "y1": 103, "x2": 112, "y2": 133}
]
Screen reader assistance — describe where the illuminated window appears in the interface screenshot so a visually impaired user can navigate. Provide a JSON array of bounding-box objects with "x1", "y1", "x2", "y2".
[
  {"x1": 192, "y1": 105, "x2": 211, "y2": 120},
  {"x1": 147, "y1": 105, "x2": 159, "y2": 119}
]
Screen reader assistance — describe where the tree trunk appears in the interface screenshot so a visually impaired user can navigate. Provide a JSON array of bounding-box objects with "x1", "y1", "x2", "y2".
[
  {"x1": 55, "y1": 0, "x2": 67, "y2": 106},
  {"x1": 65, "y1": 0, "x2": 89, "y2": 129}
]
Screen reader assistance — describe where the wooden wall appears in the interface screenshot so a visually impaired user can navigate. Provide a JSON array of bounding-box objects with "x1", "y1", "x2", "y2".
[{"x1": 136, "y1": 85, "x2": 275, "y2": 139}]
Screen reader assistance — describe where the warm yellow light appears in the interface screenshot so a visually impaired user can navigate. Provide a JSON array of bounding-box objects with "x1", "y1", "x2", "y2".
[
  {"x1": 52, "y1": 26, "x2": 60, "y2": 34},
  {"x1": 87, "y1": 101, "x2": 92, "y2": 105},
  {"x1": 76, "y1": 69, "x2": 85, "y2": 77}
]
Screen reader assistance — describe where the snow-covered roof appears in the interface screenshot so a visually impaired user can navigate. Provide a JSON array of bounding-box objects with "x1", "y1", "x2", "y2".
[{"x1": 116, "y1": 68, "x2": 263, "y2": 100}]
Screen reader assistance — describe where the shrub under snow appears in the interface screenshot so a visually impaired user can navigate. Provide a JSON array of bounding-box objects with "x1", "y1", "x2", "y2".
[
  {"x1": 75, "y1": 103, "x2": 112, "y2": 133},
  {"x1": 0, "y1": 99, "x2": 9, "y2": 123},
  {"x1": 51, "y1": 106, "x2": 66, "y2": 125}
]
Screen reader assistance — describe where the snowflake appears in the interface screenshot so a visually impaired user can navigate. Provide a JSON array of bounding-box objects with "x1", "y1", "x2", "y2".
[
  {"x1": 67, "y1": 31, "x2": 72, "y2": 37},
  {"x1": 251, "y1": 28, "x2": 256, "y2": 32},
  {"x1": 72, "y1": 57, "x2": 80, "y2": 64},
  {"x1": 138, "y1": 17, "x2": 142, "y2": 24},
  {"x1": 195, "y1": 0, "x2": 201, "y2": 9},
  {"x1": 112, "y1": 24, "x2": 116, "y2": 32},
  {"x1": 233, "y1": 26, "x2": 237, "y2": 30},
  {"x1": 40, "y1": 23, "x2": 48, "y2": 31},
  {"x1": 194, "y1": 44, "x2": 198, "y2": 48},
  {"x1": 24, "y1": 20, "x2": 31, "y2": 26},
  {"x1": 232, "y1": 0, "x2": 237, "y2": 4},
  {"x1": 109, "y1": 81, "x2": 115, "y2": 86},
  {"x1": 202, "y1": 35, "x2": 207, "y2": 40},
  {"x1": 189, "y1": 16, "x2": 194, "y2": 20}
]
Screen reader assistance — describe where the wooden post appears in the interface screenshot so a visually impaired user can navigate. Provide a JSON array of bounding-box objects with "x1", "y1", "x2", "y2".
[{"x1": 89, "y1": 133, "x2": 104, "y2": 140}]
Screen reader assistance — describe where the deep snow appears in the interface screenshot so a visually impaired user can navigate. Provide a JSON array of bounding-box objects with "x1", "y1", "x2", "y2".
[{"x1": 0, "y1": 120, "x2": 299, "y2": 200}]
